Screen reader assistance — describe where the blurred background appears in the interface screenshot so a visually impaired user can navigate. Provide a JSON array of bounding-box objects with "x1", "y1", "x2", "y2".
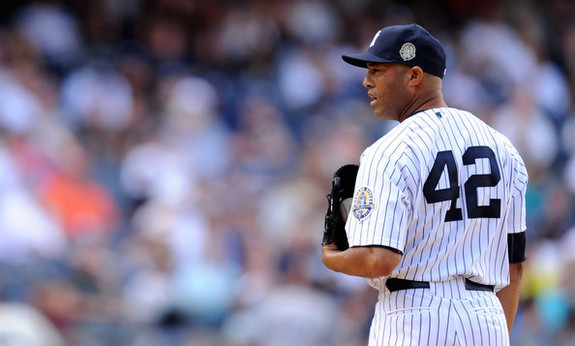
[{"x1": 0, "y1": 0, "x2": 573, "y2": 345}]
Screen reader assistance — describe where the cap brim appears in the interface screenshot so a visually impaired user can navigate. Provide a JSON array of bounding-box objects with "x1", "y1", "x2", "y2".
[{"x1": 342, "y1": 53, "x2": 395, "y2": 68}]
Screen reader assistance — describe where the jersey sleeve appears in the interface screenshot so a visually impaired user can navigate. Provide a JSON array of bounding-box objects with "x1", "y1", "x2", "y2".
[
  {"x1": 502, "y1": 146, "x2": 529, "y2": 235},
  {"x1": 346, "y1": 148, "x2": 413, "y2": 253}
]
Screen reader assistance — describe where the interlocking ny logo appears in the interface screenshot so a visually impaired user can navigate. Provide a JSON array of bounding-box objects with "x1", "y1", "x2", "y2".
[{"x1": 370, "y1": 30, "x2": 381, "y2": 48}]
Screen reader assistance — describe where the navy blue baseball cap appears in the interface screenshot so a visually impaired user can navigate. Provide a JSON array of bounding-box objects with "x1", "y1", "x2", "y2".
[{"x1": 342, "y1": 24, "x2": 447, "y2": 78}]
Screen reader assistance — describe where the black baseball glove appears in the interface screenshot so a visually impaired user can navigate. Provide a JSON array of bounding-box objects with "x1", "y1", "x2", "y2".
[{"x1": 322, "y1": 164, "x2": 359, "y2": 251}]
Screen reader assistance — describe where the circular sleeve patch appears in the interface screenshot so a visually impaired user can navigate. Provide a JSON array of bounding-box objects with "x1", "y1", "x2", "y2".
[{"x1": 352, "y1": 187, "x2": 376, "y2": 221}]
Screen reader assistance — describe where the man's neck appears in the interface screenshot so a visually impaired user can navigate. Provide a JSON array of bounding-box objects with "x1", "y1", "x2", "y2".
[{"x1": 399, "y1": 90, "x2": 446, "y2": 122}]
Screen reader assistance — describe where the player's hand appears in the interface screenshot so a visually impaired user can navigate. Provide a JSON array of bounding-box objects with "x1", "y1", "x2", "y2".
[
  {"x1": 322, "y1": 242, "x2": 340, "y2": 252},
  {"x1": 322, "y1": 242, "x2": 342, "y2": 270}
]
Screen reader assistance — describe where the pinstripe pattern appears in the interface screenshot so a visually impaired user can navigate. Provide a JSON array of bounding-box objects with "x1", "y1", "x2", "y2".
[
  {"x1": 346, "y1": 107, "x2": 527, "y2": 345},
  {"x1": 369, "y1": 279, "x2": 509, "y2": 345}
]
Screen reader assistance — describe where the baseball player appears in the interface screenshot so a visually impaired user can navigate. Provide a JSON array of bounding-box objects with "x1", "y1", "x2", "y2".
[{"x1": 322, "y1": 24, "x2": 528, "y2": 345}]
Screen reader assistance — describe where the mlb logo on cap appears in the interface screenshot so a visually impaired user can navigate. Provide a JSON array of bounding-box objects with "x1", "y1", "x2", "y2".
[{"x1": 342, "y1": 24, "x2": 447, "y2": 79}]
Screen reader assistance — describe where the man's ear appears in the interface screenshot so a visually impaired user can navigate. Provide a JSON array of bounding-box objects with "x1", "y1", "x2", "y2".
[{"x1": 407, "y1": 66, "x2": 424, "y2": 85}]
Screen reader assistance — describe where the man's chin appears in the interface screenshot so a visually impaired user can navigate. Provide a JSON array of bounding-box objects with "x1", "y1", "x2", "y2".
[
  {"x1": 373, "y1": 109, "x2": 386, "y2": 119},
  {"x1": 373, "y1": 109, "x2": 396, "y2": 121}
]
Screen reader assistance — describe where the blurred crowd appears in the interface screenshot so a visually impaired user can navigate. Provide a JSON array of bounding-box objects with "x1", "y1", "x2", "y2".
[{"x1": 0, "y1": 0, "x2": 574, "y2": 345}]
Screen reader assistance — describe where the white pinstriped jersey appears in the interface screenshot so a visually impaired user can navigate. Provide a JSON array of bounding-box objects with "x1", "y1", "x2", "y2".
[{"x1": 346, "y1": 107, "x2": 528, "y2": 291}]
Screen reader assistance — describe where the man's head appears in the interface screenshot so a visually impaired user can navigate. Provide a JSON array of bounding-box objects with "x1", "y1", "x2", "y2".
[
  {"x1": 342, "y1": 24, "x2": 447, "y2": 79},
  {"x1": 342, "y1": 24, "x2": 447, "y2": 121}
]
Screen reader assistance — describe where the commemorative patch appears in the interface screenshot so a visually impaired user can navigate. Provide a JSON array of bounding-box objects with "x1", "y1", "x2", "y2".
[
  {"x1": 352, "y1": 187, "x2": 376, "y2": 221},
  {"x1": 399, "y1": 42, "x2": 416, "y2": 61}
]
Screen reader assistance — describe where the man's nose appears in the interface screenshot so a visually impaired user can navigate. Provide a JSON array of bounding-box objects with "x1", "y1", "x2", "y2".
[{"x1": 363, "y1": 74, "x2": 373, "y2": 89}]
